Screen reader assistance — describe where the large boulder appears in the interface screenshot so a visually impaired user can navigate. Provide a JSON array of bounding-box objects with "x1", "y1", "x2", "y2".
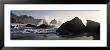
[
  {"x1": 56, "y1": 17, "x2": 100, "y2": 40},
  {"x1": 85, "y1": 20, "x2": 100, "y2": 34},
  {"x1": 85, "y1": 20, "x2": 100, "y2": 40},
  {"x1": 56, "y1": 17, "x2": 86, "y2": 37}
]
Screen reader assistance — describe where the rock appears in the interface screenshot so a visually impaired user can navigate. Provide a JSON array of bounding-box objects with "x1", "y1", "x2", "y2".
[
  {"x1": 11, "y1": 25, "x2": 15, "y2": 28},
  {"x1": 36, "y1": 24, "x2": 49, "y2": 28},
  {"x1": 56, "y1": 17, "x2": 86, "y2": 37},
  {"x1": 56, "y1": 17, "x2": 100, "y2": 40},
  {"x1": 26, "y1": 24, "x2": 36, "y2": 27},
  {"x1": 85, "y1": 20, "x2": 100, "y2": 40},
  {"x1": 50, "y1": 19, "x2": 57, "y2": 24},
  {"x1": 86, "y1": 20, "x2": 100, "y2": 34},
  {"x1": 50, "y1": 19, "x2": 62, "y2": 28}
]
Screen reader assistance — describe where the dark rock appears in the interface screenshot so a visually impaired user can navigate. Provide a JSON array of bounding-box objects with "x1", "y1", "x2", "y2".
[
  {"x1": 86, "y1": 20, "x2": 100, "y2": 34},
  {"x1": 56, "y1": 17, "x2": 86, "y2": 37},
  {"x1": 26, "y1": 24, "x2": 36, "y2": 27},
  {"x1": 56, "y1": 17, "x2": 100, "y2": 40},
  {"x1": 85, "y1": 20, "x2": 100, "y2": 40},
  {"x1": 11, "y1": 25, "x2": 15, "y2": 28},
  {"x1": 36, "y1": 24, "x2": 49, "y2": 28},
  {"x1": 11, "y1": 17, "x2": 16, "y2": 23},
  {"x1": 86, "y1": 20, "x2": 100, "y2": 33}
]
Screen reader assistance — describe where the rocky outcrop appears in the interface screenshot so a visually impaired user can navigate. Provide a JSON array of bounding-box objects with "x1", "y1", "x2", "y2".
[
  {"x1": 56, "y1": 17, "x2": 100, "y2": 40},
  {"x1": 36, "y1": 24, "x2": 49, "y2": 28},
  {"x1": 86, "y1": 20, "x2": 100, "y2": 33},
  {"x1": 50, "y1": 19, "x2": 57, "y2": 24},
  {"x1": 11, "y1": 12, "x2": 48, "y2": 26},
  {"x1": 56, "y1": 17, "x2": 86, "y2": 37},
  {"x1": 85, "y1": 20, "x2": 100, "y2": 40}
]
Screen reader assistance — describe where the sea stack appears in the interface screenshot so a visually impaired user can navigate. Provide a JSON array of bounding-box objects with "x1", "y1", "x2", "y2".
[
  {"x1": 50, "y1": 19, "x2": 57, "y2": 24},
  {"x1": 56, "y1": 17, "x2": 86, "y2": 37},
  {"x1": 86, "y1": 20, "x2": 100, "y2": 40}
]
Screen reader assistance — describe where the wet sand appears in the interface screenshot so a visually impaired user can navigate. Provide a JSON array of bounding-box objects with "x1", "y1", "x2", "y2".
[{"x1": 11, "y1": 33, "x2": 94, "y2": 40}]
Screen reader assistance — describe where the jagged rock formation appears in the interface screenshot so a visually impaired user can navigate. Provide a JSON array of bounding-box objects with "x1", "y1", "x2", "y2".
[
  {"x1": 11, "y1": 12, "x2": 48, "y2": 26},
  {"x1": 56, "y1": 17, "x2": 100, "y2": 40},
  {"x1": 50, "y1": 19, "x2": 62, "y2": 28},
  {"x1": 56, "y1": 17, "x2": 86, "y2": 37},
  {"x1": 50, "y1": 19, "x2": 57, "y2": 24}
]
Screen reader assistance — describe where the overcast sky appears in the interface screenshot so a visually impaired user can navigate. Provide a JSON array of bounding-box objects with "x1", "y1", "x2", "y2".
[{"x1": 11, "y1": 10, "x2": 100, "y2": 25}]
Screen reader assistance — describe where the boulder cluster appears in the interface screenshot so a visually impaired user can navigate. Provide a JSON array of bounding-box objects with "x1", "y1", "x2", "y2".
[{"x1": 56, "y1": 17, "x2": 100, "y2": 40}]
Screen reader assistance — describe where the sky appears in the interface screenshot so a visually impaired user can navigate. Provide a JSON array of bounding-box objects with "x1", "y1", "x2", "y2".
[{"x1": 11, "y1": 10, "x2": 100, "y2": 25}]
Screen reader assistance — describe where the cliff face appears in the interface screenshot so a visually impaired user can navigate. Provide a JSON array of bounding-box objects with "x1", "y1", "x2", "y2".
[
  {"x1": 11, "y1": 16, "x2": 48, "y2": 26},
  {"x1": 11, "y1": 15, "x2": 34, "y2": 23},
  {"x1": 11, "y1": 12, "x2": 48, "y2": 25},
  {"x1": 56, "y1": 17, "x2": 86, "y2": 36}
]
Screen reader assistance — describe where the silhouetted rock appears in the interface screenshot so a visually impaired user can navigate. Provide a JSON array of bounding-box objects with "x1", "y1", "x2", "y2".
[
  {"x1": 56, "y1": 17, "x2": 86, "y2": 37},
  {"x1": 86, "y1": 20, "x2": 100, "y2": 33},
  {"x1": 26, "y1": 24, "x2": 36, "y2": 27},
  {"x1": 85, "y1": 20, "x2": 100, "y2": 40},
  {"x1": 11, "y1": 25, "x2": 15, "y2": 28},
  {"x1": 36, "y1": 24, "x2": 49, "y2": 28}
]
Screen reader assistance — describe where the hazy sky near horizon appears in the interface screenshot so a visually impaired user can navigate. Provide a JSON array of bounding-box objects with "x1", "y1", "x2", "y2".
[{"x1": 11, "y1": 10, "x2": 100, "y2": 25}]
